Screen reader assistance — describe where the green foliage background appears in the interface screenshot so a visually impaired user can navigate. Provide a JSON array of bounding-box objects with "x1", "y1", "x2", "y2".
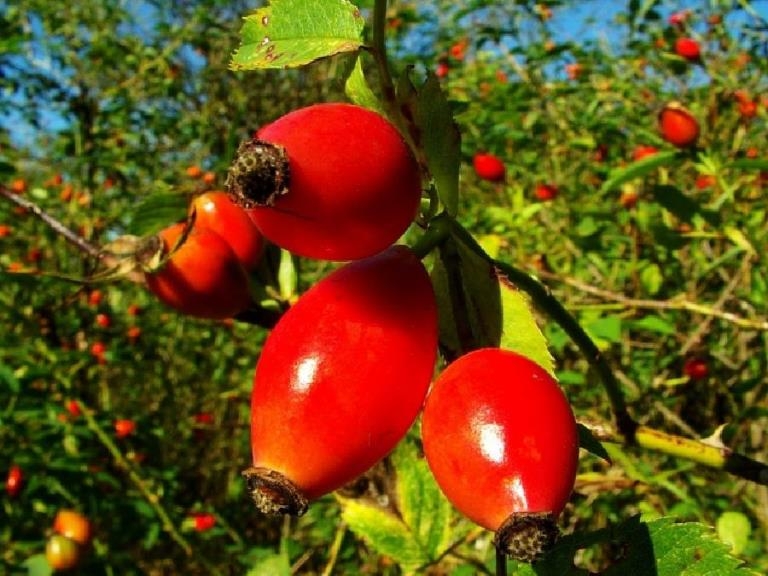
[{"x1": 1, "y1": 1, "x2": 766, "y2": 574}]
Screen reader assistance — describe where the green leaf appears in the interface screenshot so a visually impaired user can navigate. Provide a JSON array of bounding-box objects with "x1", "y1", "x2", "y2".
[
  {"x1": 344, "y1": 56, "x2": 384, "y2": 115},
  {"x1": 231, "y1": 0, "x2": 365, "y2": 70},
  {"x1": 723, "y1": 226, "x2": 756, "y2": 255},
  {"x1": 728, "y1": 158, "x2": 768, "y2": 171},
  {"x1": 717, "y1": 511, "x2": 752, "y2": 555},
  {"x1": 650, "y1": 185, "x2": 721, "y2": 227},
  {"x1": 391, "y1": 442, "x2": 463, "y2": 564},
  {"x1": 585, "y1": 315, "x2": 623, "y2": 345},
  {"x1": 640, "y1": 263, "x2": 663, "y2": 295},
  {"x1": 397, "y1": 70, "x2": 461, "y2": 215},
  {"x1": 604, "y1": 517, "x2": 758, "y2": 576},
  {"x1": 0, "y1": 362, "x2": 21, "y2": 394},
  {"x1": 577, "y1": 424, "x2": 611, "y2": 462},
  {"x1": 127, "y1": 192, "x2": 187, "y2": 236},
  {"x1": 536, "y1": 516, "x2": 758, "y2": 576},
  {"x1": 497, "y1": 278, "x2": 555, "y2": 377},
  {"x1": 244, "y1": 551, "x2": 292, "y2": 576},
  {"x1": 599, "y1": 151, "x2": 678, "y2": 194},
  {"x1": 341, "y1": 499, "x2": 428, "y2": 573},
  {"x1": 277, "y1": 249, "x2": 298, "y2": 301},
  {"x1": 630, "y1": 315, "x2": 676, "y2": 336},
  {"x1": 431, "y1": 233, "x2": 501, "y2": 358},
  {"x1": 23, "y1": 554, "x2": 53, "y2": 576}
]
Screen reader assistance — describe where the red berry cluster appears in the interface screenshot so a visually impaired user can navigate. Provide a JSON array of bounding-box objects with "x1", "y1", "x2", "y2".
[
  {"x1": 226, "y1": 103, "x2": 579, "y2": 562},
  {"x1": 143, "y1": 191, "x2": 264, "y2": 319}
]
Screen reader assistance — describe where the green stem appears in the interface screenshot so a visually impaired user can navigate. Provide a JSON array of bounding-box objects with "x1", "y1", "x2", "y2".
[
  {"x1": 409, "y1": 211, "x2": 451, "y2": 259},
  {"x1": 78, "y1": 401, "x2": 223, "y2": 574},
  {"x1": 371, "y1": 0, "x2": 398, "y2": 121}
]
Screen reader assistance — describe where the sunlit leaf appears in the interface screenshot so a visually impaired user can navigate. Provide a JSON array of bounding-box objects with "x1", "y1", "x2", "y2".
[
  {"x1": 231, "y1": 0, "x2": 365, "y2": 70},
  {"x1": 497, "y1": 278, "x2": 555, "y2": 377},
  {"x1": 599, "y1": 151, "x2": 678, "y2": 194}
]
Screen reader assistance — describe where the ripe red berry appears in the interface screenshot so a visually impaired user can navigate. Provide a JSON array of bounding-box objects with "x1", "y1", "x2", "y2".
[
  {"x1": 422, "y1": 348, "x2": 579, "y2": 562},
  {"x1": 565, "y1": 62, "x2": 583, "y2": 80},
  {"x1": 244, "y1": 246, "x2": 437, "y2": 516},
  {"x1": 114, "y1": 419, "x2": 136, "y2": 438},
  {"x1": 668, "y1": 10, "x2": 690, "y2": 26},
  {"x1": 449, "y1": 38, "x2": 469, "y2": 61},
  {"x1": 695, "y1": 174, "x2": 716, "y2": 190},
  {"x1": 619, "y1": 188, "x2": 640, "y2": 209},
  {"x1": 144, "y1": 222, "x2": 252, "y2": 319},
  {"x1": 186, "y1": 165, "x2": 203, "y2": 178},
  {"x1": 684, "y1": 357, "x2": 709, "y2": 380},
  {"x1": 632, "y1": 145, "x2": 659, "y2": 161},
  {"x1": 227, "y1": 103, "x2": 422, "y2": 261},
  {"x1": 126, "y1": 303, "x2": 142, "y2": 316},
  {"x1": 6, "y1": 464, "x2": 23, "y2": 498},
  {"x1": 53, "y1": 509, "x2": 92, "y2": 547},
  {"x1": 90, "y1": 341, "x2": 107, "y2": 361},
  {"x1": 10, "y1": 178, "x2": 27, "y2": 194},
  {"x1": 675, "y1": 37, "x2": 701, "y2": 61},
  {"x1": 191, "y1": 512, "x2": 216, "y2": 532},
  {"x1": 66, "y1": 400, "x2": 82, "y2": 418},
  {"x1": 658, "y1": 103, "x2": 700, "y2": 148},
  {"x1": 473, "y1": 152, "x2": 506, "y2": 182},
  {"x1": 534, "y1": 183, "x2": 558, "y2": 201},
  {"x1": 126, "y1": 326, "x2": 141, "y2": 341},
  {"x1": 95, "y1": 313, "x2": 111, "y2": 328},
  {"x1": 193, "y1": 412, "x2": 214, "y2": 426},
  {"x1": 87, "y1": 290, "x2": 103, "y2": 307},
  {"x1": 190, "y1": 191, "x2": 265, "y2": 270}
]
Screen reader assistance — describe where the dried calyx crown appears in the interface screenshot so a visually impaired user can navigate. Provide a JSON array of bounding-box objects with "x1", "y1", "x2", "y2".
[
  {"x1": 241, "y1": 466, "x2": 308, "y2": 517},
  {"x1": 494, "y1": 511, "x2": 560, "y2": 563},
  {"x1": 225, "y1": 139, "x2": 291, "y2": 208}
]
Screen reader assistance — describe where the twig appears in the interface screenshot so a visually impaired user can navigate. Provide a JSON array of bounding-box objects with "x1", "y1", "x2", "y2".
[
  {"x1": 535, "y1": 267, "x2": 767, "y2": 331},
  {"x1": 0, "y1": 185, "x2": 102, "y2": 259},
  {"x1": 581, "y1": 420, "x2": 768, "y2": 486},
  {"x1": 75, "y1": 401, "x2": 219, "y2": 568},
  {"x1": 0, "y1": 184, "x2": 145, "y2": 283}
]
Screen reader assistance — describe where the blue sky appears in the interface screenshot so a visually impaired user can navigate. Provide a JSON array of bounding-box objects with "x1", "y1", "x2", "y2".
[{"x1": 3, "y1": 1, "x2": 767, "y2": 149}]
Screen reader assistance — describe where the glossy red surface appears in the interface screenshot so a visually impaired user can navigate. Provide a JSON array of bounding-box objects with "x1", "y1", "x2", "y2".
[
  {"x1": 191, "y1": 191, "x2": 265, "y2": 270},
  {"x1": 422, "y1": 348, "x2": 579, "y2": 531},
  {"x1": 247, "y1": 103, "x2": 422, "y2": 261},
  {"x1": 250, "y1": 246, "x2": 437, "y2": 499},
  {"x1": 145, "y1": 223, "x2": 251, "y2": 319}
]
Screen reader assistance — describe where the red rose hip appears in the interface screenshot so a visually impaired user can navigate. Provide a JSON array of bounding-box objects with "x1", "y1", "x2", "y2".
[
  {"x1": 227, "y1": 103, "x2": 422, "y2": 261},
  {"x1": 190, "y1": 191, "x2": 265, "y2": 270},
  {"x1": 422, "y1": 348, "x2": 579, "y2": 562},
  {"x1": 658, "y1": 102, "x2": 700, "y2": 148},
  {"x1": 144, "y1": 222, "x2": 252, "y2": 319},
  {"x1": 473, "y1": 152, "x2": 506, "y2": 182},
  {"x1": 244, "y1": 246, "x2": 438, "y2": 515}
]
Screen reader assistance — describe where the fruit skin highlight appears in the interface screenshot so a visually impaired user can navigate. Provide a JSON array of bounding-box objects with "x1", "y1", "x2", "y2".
[
  {"x1": 422, "y1": 348, "x2": 579, "y2": 562},
  {"x1": 227, "y1": 103, "x2": 422, "y2": 261},
  {"x1": 244, "y1": 246, "x2": 438, "y2": 516}
]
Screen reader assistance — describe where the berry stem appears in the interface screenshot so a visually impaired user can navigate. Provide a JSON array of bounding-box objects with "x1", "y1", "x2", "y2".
[
  {"x1": 371, "y1": 0, "x2": 398, "y2": 124},
  {"x1": 410, "y1": 211, "x2": 451, "y2": 259},
  {"x1": 495, "y1": 546, "x2": 507, "y2": 576}
]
